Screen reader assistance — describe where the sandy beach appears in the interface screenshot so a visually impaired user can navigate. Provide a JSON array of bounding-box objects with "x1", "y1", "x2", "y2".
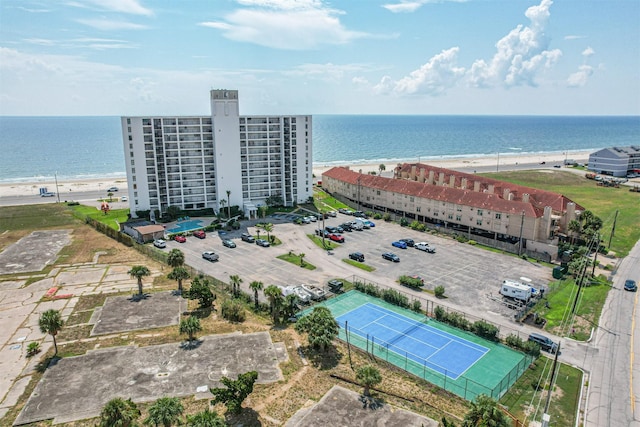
[{"x1": 0, "y1": 151, "x2": 591, "y2": 199}]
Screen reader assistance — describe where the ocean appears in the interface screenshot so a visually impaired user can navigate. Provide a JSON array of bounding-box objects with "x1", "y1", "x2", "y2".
[{"x1": 0, "y1": 115, "x2": 638, "y2": 183}]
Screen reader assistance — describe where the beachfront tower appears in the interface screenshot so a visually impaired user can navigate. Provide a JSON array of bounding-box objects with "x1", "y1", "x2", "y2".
[{"x1": 121, "y1": 90, "x2": 312, "y2": 219}]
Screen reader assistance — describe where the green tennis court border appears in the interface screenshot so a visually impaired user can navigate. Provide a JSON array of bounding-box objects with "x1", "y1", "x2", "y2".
[{"x1": 303, "y1": 290, "x2": 533, "y2": 401}]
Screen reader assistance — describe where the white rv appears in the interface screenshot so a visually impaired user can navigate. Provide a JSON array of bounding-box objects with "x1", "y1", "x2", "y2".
[{"x1": 499, "y1": 279, "x2": 532, "y2": 302}]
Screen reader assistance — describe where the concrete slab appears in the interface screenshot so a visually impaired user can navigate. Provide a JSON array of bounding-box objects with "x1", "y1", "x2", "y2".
[
  {"x1": 0, "y1": 375, "x2": 31, "y2": 409},
  {"x1": 0, "y1": 230, "x2": 71, "y2": 275},
  {"x1": 286, "y1": 385, "x2": 438, "y2": 427},
  {"x1": 91, "y1": 291, "x2": 185, "y2": 336},
  {"x1": 15, "y1": 331, "x2": 285, "y2": 425}
]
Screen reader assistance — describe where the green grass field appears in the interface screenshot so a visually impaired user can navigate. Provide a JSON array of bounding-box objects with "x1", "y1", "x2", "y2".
[
  {"x1": 485, "y1": 170, "x2": 640, "y2": 257},
  {"x1": 69, "y1": 204, "x2": 129, "y2": 230},
  {"x1": 0, "y1": 203, "x2": 78, "y2": 232}
]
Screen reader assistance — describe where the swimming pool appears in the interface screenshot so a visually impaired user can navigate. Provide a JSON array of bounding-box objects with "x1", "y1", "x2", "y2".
[{"x1": 167, "y1": 219, "x2": 204, "y2": 233}]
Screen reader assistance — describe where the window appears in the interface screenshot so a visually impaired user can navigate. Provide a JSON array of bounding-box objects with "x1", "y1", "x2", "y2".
[
  {"x1": 416, "y1": 207, "x2": 421, "y2": 212},
  {"x1": 476, "y1": 219, "x2": 483, "y2": 225},
  {"x1": 495, "y1": 213, "x2": 502, "y2": 219},
  {"x1": 477, "y1": 209, "x2": 483, "y2": 216},
  {"x1": 128, "y1": 135, "x2": 132, "y2": 141},
  {"x1": 456, "y1": 215, "x2": 462, "y2": 221}
]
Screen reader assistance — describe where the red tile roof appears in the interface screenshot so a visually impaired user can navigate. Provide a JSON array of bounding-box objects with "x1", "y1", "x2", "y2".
[{"x1": 322, "y1": 164, "x2": 584, "y2": 218}]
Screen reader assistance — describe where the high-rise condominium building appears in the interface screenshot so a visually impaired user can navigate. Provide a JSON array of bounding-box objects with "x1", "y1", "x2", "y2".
[{"x1": 121, "y1": 90, "x2": 313, "y2": 218}]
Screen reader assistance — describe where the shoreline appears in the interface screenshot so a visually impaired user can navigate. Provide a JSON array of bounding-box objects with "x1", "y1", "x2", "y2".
[{"x1": 0, "y1": 151, "x2": 591, "y2": 199}]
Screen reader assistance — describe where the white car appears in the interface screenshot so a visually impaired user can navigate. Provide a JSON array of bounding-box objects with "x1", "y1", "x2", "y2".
[
  {"x1": 153, "y1": 239, "x2": 166, "y2": 248},
  {"x1": 121, "y1": 196, "x2": 128, "y2": 202},
  {"x1": 415, "y1": 242, "x2": 436, "y2": 253}
]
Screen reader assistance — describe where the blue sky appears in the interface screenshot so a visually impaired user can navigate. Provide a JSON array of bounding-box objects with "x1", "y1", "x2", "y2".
[{"x1": 1, "y1": 0, "x2": 638, "y2": 116}]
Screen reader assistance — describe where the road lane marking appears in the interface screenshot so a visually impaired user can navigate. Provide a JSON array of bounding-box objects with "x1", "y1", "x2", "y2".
[{"x1": 631, "y1": 288, "x2": 638, "y2": 414}]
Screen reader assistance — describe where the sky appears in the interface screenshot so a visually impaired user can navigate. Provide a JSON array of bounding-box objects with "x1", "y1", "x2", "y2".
[{"x1": 0, "y1": 0, "x2": 639, "y2": 116}]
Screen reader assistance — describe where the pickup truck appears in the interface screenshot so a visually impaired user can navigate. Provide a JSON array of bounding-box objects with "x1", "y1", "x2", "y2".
[{"x1": 415, "y1": 242, "x2": 436, "y2": 253}]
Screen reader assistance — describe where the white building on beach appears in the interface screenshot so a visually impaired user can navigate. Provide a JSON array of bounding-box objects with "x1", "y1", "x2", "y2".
[{"x1": 121, "y1": 90, "x2": 312, "y2": 218}]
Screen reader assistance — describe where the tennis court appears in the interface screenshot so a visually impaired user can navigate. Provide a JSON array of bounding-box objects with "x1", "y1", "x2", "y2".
[
  {"x1": 310, "y1": 290, "x2": 532, "y2": 401},
  {"x1": 337, "y1": 303, "x2": 489, "y2": 380}
]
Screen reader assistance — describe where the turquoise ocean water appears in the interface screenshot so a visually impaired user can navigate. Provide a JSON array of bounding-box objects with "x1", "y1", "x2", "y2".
[{"x1": 0, "y1": 115, "x2": 638, "y2": 183}]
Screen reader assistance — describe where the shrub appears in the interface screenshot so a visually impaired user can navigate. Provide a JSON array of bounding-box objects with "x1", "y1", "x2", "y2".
[
  {"x1": 221, "y1": 299, "x2": 246, "y2": 322},
  {"x1": 381, "y1": 289, "x2": 409, "y2": 307},
  {"x1": 412, "y1": 299, "x2": 422, "y2": 313},
  {"x1": 399, "y1": 275, "x2": 424, "y2": 290},
  {"x1": 467, "y1": 240, "x2": 477, "y2": 245},
  {"x1": 415, "y1": 223, "x2": 426, "y2": 232},
  {"x1": 434, "y1": 306, "x2": 446, "y2": 321},
  {"x1": 26, "y1": 342, "x2": 41, "y2": 357},
  {"x1": 456, "y1": 235, "x2": 469, "y2": 243},
  {"x1": 472, "y1": 320, "x2": 500, "y2": 341},
  {"x1": 399, "y1": 218, "x2": 409, "y2": 227},
  {"x1": 383, "y1": 213, "x2": 391, "y2": 222},
  {"x1": 434, "y1": 285, "x2": 445, "y2": 298},
  {"x1": 373, "y1": 213, "x2": 383, "y2": 220}
]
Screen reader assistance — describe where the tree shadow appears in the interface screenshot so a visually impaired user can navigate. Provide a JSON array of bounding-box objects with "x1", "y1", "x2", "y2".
[
  {"x1": 179, "y1": 339, "x2": 203, "y2": 350},
  {"x1": 128, "y1": 293, "x2": 150, "y2": 302},
  {"x1": 171, "y1": 290, "x2": 182, "y2": 297},
  {"x1": 225, "y1": 407, "x2": 262, "y2": 426},
  {"x1": 304, "y1": 344, "x2": 343, "y2": 370},
  {"x1": 35, "y1": 356, "x2": 61, "y2": 374},
  {"x1": 191, "y1": 306, "x2": 214, "y2": 319},
  {"x1": 359, "y1": 394, "x2": 385, "y2": 410}
]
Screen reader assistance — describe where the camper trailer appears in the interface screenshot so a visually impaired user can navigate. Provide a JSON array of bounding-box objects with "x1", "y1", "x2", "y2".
[{"x1": 499, "y1": 279, "x2": 532, "y2": 302}]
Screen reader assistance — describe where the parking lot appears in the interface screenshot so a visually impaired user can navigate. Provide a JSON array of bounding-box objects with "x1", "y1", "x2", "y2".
[{"x1": 159, "y1": 212, "x2": 552, "y2": 322}]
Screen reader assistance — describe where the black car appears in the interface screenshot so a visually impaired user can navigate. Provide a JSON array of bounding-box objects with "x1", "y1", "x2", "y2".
[
  {"x1": 382, "y1": 252, "x2": 400, "y2": 262},
  {"x1": 349, "y1": 252, "x2": 365, "y2": 262},
  {"x1": 400, "y1": 238, "x2": 415, "y2": 247},
  {"x1": 241, "y1": 233, "x2": 255, "y2": 243},
  {"x1": 528, "y1": 333, "x2": 558, "y2": 353},
  {"x1": 340, "y1": 223, "x2": 353, "y2": 232},
  {"x1": 316, "y1": 229, "x2": 330, "y2": 237},
  {"x1": 328, "y1": 279, "x2": 344, "y2": 293},
  {"x1": 222, "y1": 239, "x2": 236, "y2": 248},
  {"x1": 624, "y1": 279, "x2": 637, "y2": 292}
]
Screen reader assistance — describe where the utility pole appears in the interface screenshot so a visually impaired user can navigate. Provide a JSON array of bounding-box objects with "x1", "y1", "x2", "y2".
[
  {"x1": 54, "y1": 172, "x2": 60, "y2": 203},
  {"x1": 591, "y1": 234, "x2": 600, "y2": 277},
  {"x1": 496, "y1": 151, "x2": 500, "y2": 172},
  {"x1": 518, "y1": 210, "x2": 525, "y2": 256},
  {"x1": 542, "y1": 341, "x2": 561, "y2": 427},
  {"x1": 608, "y1": 210, "x2": 618, "y2": 248}
]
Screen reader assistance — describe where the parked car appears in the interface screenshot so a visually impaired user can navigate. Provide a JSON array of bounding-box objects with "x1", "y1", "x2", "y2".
[
  {"x1": 107, "y1": 186, "x2": 118, "y2": 192},
  {"x1": 121, "y1": 196, "x2": 128, "y2": 202},
  {"x1": 292, "y1": 285, "x2": 312, "y2": 304},
  {"x1": 363, "y1": 220, "x2": 375, "y2": 228},
  {"x1": 415, "y1": 242, "x2": 436, "y2": 253},
  {"x1": 400, "y1": 238, "x2": 415, "y2": 247},
  {"x1": 256, "y1": 238, "x2": 270, "y2": 247},
  {"x1": 40, "y1": 192, "x2": 56, "y2": 197},
  {"x1": 338, "y1": 208, "x2": 349, "y2": 214},
  {"x1": 392, "y1": 240, "x2": 408, "y2": 249},
  {"x1": 309, "y1": 215, "x2": 317, "y2": 222},
  {"x1": 349, "y1": 252, "x2": 365, "y2": 262},
  {"x1": 528, "y1": 333, "x2": 558, "y2": 353},
  {"x1": 202, "y1": 251, "x2": 219, "y2": 262},
  {"x1": 340, "y1": 223, "x2": 353, "y2": 232},
  {"x1": 302, "y1": 217, "x2": 311, "y2": 224},
  {"x1": 326, "y1": 211, "x2": 337, "y2": 217},
  {"x1": 329, "y1": 234, "x2": 345, "y2": 243},
  {"x1": 193, "y1": 230, "x2": 206, "y2": 239},
  {"x1": 153, "y1": 239, "x2": 166, "y2": 248},
  {"x1": 328, "y1": 279, "x2": 344, "y2": 293},
  {"x1": 624, "y1": 279, "x2": 637, "y2": 292},
  {"x1": 315, "y1": 229, "x2": 330, "y2": 237},
  {"x1": 174, "y1": 235, "x2": 187, "y2": 243},
  {"x1": 301, "y1": 284, "x2": 326, "y2": 300},
  {"x1": 241, "y1": 233, "x2": 255, "y2": 243},
  {"x1": 325, "y1": 226, "x2": 339, "y2": 233},
  {"x1": 222, "y1": 239, "x2": 236, "y2": 248},
  {"x1": 382, "y1": 252, "x2": 400, "y2": 262}
]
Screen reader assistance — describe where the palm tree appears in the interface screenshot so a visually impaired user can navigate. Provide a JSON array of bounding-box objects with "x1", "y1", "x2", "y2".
[
  {"x1": 229, "y1": 274, "x2": 243, "y2": 297},
  {"x1": 179, "y1": 316, "x2": 202, "y2": 344},
  {"x1": 219, "y1": 199, "x2": 227, "y2": 218},
  {"x1": 167, "y1": 248, "x2": 185, "y2": 268},
  {"x1": 262, "y1": 222, "x2": 274, "y2": 243},
  {"x1": 356, "y1": 365, "x2": 382, "y2": 396},
  {"x1": 263, "y1": 285, "x2": 284, "y2": 323},
  {"x1": 99, "y1": 397, "x2": 140, "y2": 427},
  {"x1": 144, "y1": 397, "x2": 184, "y2": 427},
  {"x1": 249, "y1": 281, "x2": 264, "y2": 309},
  {"x1": 168, "y1": 267, "x2": 190, "y2": 293},
  {"x1": 186, "y1": 409, "x2": 225, "y2": 427},
  {"x1": 259, "y1": 205, "x2": 268, "y2": 219},
  {"x1": 107, "y1": 191, "x2": 114, "y2": 202},
  {"x1": 378, "y1": 164, "x2": 386, "y2": 176},
  {"x1": 39, "y1": 309, "x2": 63, "y2": 356},
  {"x1": 226, "y1": 190, "x2": 231, "y2": 219},
  {"x1": 128, "y1": 265, "x2": 151, "y2": 296},
  {"x1": 568, "y1": 219, "x2": 581, "y2": 245},
  {"x1": 462, "y1": 394, "x2": 510, "y2": 427},
  {"x1": 299, "y1": 252, "x2": 306, "y2": 267}
]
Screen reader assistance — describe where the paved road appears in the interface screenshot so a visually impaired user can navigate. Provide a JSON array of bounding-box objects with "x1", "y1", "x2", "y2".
[
  {"x1": 585, "y1": 239, "x2": 640, "y2": 427},
  {"x1": 0, "y1": 189, "x2": 128, "y2": 208}
]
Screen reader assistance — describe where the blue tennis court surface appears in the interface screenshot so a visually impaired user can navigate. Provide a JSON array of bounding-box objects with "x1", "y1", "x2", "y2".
[{"x1": 337, "y1": 303, "x2": 489, "y2": 379}]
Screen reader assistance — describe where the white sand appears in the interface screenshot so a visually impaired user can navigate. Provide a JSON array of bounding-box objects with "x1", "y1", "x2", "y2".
[{"x1": 0, "y1": 151, "x2": 590, "y2": 199}]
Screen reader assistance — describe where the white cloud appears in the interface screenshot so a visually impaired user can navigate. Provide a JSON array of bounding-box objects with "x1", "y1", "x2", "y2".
[
  {"x1": 285, "y1": 63, "x2": 370, "y2": 81},
  {"x1": 468, "y1": 0, "x2": 561, "y2": 88},
  {"x1": 374, "y1": 47, "x2": 465, "y2": 95},
  {"x1": 382, "y1": 0, "x2": 465, "y2": 14},
  {"x1": 564, "y1": 35, "x2": 585, "y2": 40},
  {"x1": 76, "y1": 18, "x2": 148, "y2": 30},
  {"x1": 199, "y1": 1, "x2": 372, "y2": 50},
  {"x1": 70, "y1": 0, "x2": 154, "y2": 16},
  {"x1": 567, "y1": 46, "x2": 596, "y2": 87}
]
